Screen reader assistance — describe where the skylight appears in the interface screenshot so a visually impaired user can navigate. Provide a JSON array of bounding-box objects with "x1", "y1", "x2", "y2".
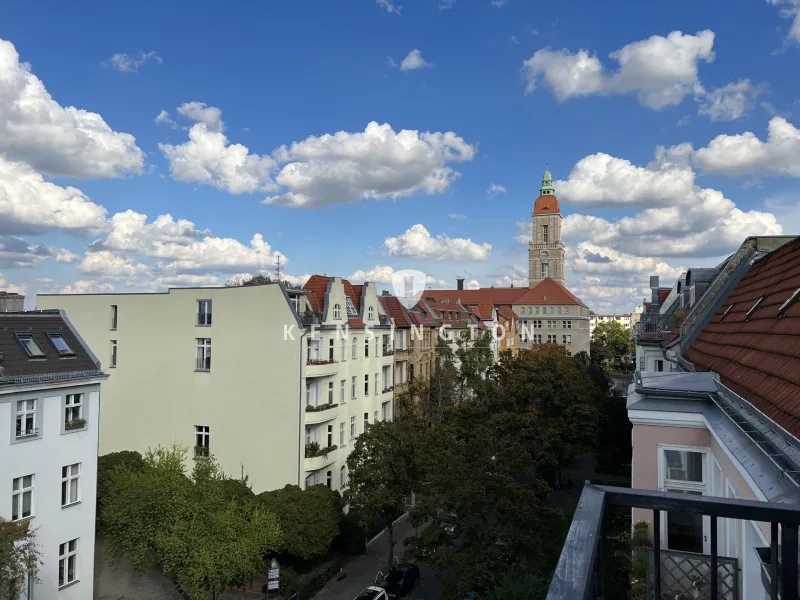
[
  {"x1": 16, "y1": 334, "x2": 45, "y2": 358},
  {"x1": 779, "y1": 288, "x2": 800, "y2": 317},
  {"x1": 48, "y1": 333, "x2": 75, "y2": 356},
  {"x1": 345, "y1": 296, "x2": 358, "y2": 318},
  {"x1": 745, "y1": 296, "x2": 764, "y2": 320},
  {"x1": 719, "y1": 305, "x2": 733, "y2": 322}
]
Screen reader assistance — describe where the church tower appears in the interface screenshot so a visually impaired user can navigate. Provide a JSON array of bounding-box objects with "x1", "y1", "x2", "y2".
[{"x1": 528, "y1": 167, "x2": 565, "y2": 287}]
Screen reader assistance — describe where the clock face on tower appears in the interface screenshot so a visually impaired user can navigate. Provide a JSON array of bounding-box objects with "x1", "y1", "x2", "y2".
[{"x1": 540, "y1": 250, "x2": 549, "y2": 260}]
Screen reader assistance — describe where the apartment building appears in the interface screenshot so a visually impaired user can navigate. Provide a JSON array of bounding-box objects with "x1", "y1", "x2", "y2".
[
  {"x1": 39, "y1": 278, "x2": 395, "y2": 495},
  {"x1": 1, "y1": 310, "x2": 107, "y2": 600},
  {"x1": 626, "y1": 235, "x2": 800, "y2": 599},
  {"x1": 414, "y1": 296, "x2": 486, "y2": 368},
  {"x1": 589, "y1": 313, "x2": 633, "y2": 333}
]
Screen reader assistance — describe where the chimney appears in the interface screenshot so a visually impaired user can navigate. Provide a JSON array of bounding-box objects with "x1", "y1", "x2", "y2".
[
  {"x1": 456, "y1": 278, "x2": 464, "y2": 291},
  {"x1": 650, "y1": 276, "x2": 660, "y2": 311}
]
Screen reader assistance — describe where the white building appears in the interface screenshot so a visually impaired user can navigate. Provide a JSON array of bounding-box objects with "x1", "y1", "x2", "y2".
[
  {"x1": 1, "y1": 310, "x2": 107, "y2": 600},
  {"x1": 589, "y1": 313, "x2": 633, "y2": 334},
  {"x1": 37, "y1": 277, "x2": 394, "y2": 495}
]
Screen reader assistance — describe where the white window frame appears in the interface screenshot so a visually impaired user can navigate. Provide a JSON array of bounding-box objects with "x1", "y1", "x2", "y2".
[
  {"x1": 363, "y1": 412, "x2": 369, "y2": 432},
  {"x1": 350, "y1": 416, "x2": 356, "y2": 439},
  {"x1": 368, "y1": 306, "x2": 375, "y2": 320},
  {"x1": 542, "y1": 263, "x2": 549, "y2": 278},
  {"x1": 351, "y1": 376, "x2": 357, "y2": 400},
  {"x1": 12, "y1": 475, "x2": 34, "y2": 521},
  {"x1": 196, "y1": 338, "x2": 212, "y2": 371},
  {"x1": 364, "y1": 338, "x2": 369, "y2": 358},
  {"x1": 110, "y1": 339, "x2": 118, "y2": 368},
  {"x1": 340, "y1": 422, "x2": 345, "y2": 447},
  {"x1": 64, "y1": 393, "x2": 84, "y2": 428},
  {"x1": 657, "y1": 444, "x2": 710, "y2": 553},
  {"x1": 110, "y1": 304, "x2": 118, "y2": 330},
  {"x1": 374, "y1": 410, "x2": 379, "y2": 423},
  {"x1": 341, "y1": 338, "x2": 346, "y2": 362},
  {"x1": 333, "y1": 304, "x2": 342, "y2": 320},
  {"x1": 197, "y1": 300, "x2": 212, "y2": 326},
  {"x1": 364, "y1": 374, "x2": 369, "y2": 397},
  {"x1": 62, "y1": 463, "x2": 81, "y2": 507},
  {"x1": 351, "y1": 338, "x2": 357, "y2": 360},
  {"x1": 345, "y1": 296, "x2": 358, "y2": 317},
  {"x1": 340, "y1": 466, "x2": 347, "y2": 489},
  {"x1": 329, "y1": 339, "x2": 335, "y2": 361},
  {"x1": 374, "y1": 373, "x2": 379, "y2": 395},
  {"x1": 195, "y1": 425, "x2": 210, "y2": 457},
  {"x1": 328, "y1": 381, "x2": 334, "y2": 404},
  {"x1": 340, "y1": 379, "x2": 346, "y2": 404},
  {"x1": 562, "y1": 320, "x2": 571, "y2": 329},
  {"x1": 15, "y1": 399, "x2": 37, "y2": 438},
  {"x1": 58, "y1": 538, "x2": 78, "y2": 587}
]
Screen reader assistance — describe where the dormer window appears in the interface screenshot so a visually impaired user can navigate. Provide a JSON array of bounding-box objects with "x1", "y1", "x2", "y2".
[
  {"x1": 16, "y1": 334, "x2": 45, "y2": 358},
  {"x1": 345, "y1": 296, "x2": 358, "y2": 318},
  {"x1": 333, "y1": 304, "x2": 342, "y2": 320},
  {"x1": 745, "y1": 297, "x2": 764, "y2": 320},
  {"x1": 47, "y1": 333, "x2": 75, "y2": 356},
  {"x1": 368, "y1": 307, "x2": 375, "y2": 320}
]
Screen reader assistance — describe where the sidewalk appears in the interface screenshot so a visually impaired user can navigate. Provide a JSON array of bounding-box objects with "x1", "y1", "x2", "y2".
[{"x1": 316, "y1": 514, "x2": 420, "y2": 600}]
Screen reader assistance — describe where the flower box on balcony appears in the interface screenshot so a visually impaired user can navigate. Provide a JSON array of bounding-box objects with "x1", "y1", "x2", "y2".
[
  {"x1": 307, "y1": 358, "x2": 336, "y2": 366},
  {"x1": 382, "y1": 387, "x2": 394, "y2": 393},
  {"x1": 305, "y1": 403, "x2": 339, "y2": 412},
  {"x1": 305, "y1": 442, "x2": 338, "y2": 458},
  {"x1": 383, "y1": 350, "x2": 395, "y2": 356},
  {"x1": 65, "y1": 418, "x2": 86, "y2": 431}
]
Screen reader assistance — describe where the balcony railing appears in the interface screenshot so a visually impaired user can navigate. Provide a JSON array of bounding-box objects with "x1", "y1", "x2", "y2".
[
  {"x1": 194, "y1": 445, "x2": 210, "y2": 459},
  {"x1": 635, "y1": 313, "x2": 673, "y2": 342},
  {"x1": 546, "y1": 485, "x2": 800, "y2": 600}
]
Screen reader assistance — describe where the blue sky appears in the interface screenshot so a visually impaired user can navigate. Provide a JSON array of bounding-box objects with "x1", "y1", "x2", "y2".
[{"x1": 1, "y1": 0, "x2": 799, "y2": 312}]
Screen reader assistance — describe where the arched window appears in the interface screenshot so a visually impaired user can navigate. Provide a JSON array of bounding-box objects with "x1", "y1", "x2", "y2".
[
  {"x1": 368, "y1": 306, "x2": 374, "y2": 320},
  {"x1": 333, "y1": 304, "x2": 341, "y2": 319}
]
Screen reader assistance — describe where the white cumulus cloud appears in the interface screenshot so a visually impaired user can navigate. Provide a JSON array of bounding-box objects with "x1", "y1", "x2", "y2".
[
  {"x1": 767, "y1": 0, "x2": 800, "y2": 45},
  {"x1": 377, "y1": 0, "x2": 402, "y2": 14},
  {"x1": 0, "y1": 38, "x2": 144, "y2": 177},
  {"x1": 384, "y1": 224, "x2": 492, "y2": 261},
  {"x1": 487, "y1": 183, "x2": 507, "y2": 196},
  {"x1": 347, "y1": 265, "x2": 447, "y2": 288},
  {"x1": 103, "y1": 50, "x2": 162, "y2": 73},
  {"x1": 695, "y1": 80, "x2": 766, "y2": 122},
  {"x1": 400, "y1": 49, "x2": 433, "y2": 72}
]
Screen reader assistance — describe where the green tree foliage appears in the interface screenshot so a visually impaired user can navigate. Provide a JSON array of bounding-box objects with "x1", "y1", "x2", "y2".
[
  {"x1": 590, "y1": 320, "x2": 634, "y2": 363},
  {"x1": 454, "y1": 329, "x2": 496, "y2": 400},
  {"x1": 487, "y1": 571, "x2": 550, "y2": 600},
  {"x1": 669, "y1": 307, "x2": 688, "y2": 330},
  {"x1": 0, "y1": 519, "x2": 41, "y2": 598},
  {"x1": 256, "y1": 484, "x2": 342, "y2": 560},
  {"x1": 101, "y1": 445, "x2": 281, "y2": 600},
  {"x1": 225, "y1": 273, "x2": 301, "y2": 289},
  {"x1": 345, "y1": 417, "x2": 421, "y2": 571},
  {"x1": 97, "y1": 450, "x2": 145, "y2": 528}
]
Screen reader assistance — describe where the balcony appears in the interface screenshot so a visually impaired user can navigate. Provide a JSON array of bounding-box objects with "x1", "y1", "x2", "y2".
[
  {"x1": 304, "y1": 358, "x2": 339, "y2": 377},
  {"x1": 305, "y1": 403, "x2": 339, "y2": 425},
  {"x1": 635, "y1": 313, "x2": 673, "y2": 343},
  {"x1": 546, "y1": 485, "x2": 799, "y2": 600},
  {"x1": 304, "y1": 443, "x2": 338, "y2": 472}
]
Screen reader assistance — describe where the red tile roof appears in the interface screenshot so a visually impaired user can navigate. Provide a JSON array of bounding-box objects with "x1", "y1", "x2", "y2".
[
  {"x1": 684, "y1": 237, "x2": 800, "y2": 438},
  {"x1": 424, "y1": 288, "x2": 529, "y2": 305},
  {"x1": 379, "y1": 295, "x2": 412, "y2": 328},
  {"x1": 534, "y1": 194, "x2": 560, "y2": 215},
  {"x1": 659, "y1": 289, "x2": 670, "y2": 305},
  {"x1": 513, "y1": 277, "x2": 587, "y2": 307},
  {"x1": 409, "y1": 311, "x2": 440, "y2": 327},
  {"x1": 302, "y1": 275, "x2": 365, "y2": 328},
  {"x1": 497, "y1": 305, "x2": 516, "y2": 323},
  {"x1": 468, "y1": 302, "x2": 496, "y2": 320}
]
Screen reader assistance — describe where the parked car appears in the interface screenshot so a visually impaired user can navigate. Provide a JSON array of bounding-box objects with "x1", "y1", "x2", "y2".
[
  {"x1": 381, "y1": 563, "x2": 421, "y2": 599},
  {"x1": 354, "y1": 586, "x2": 388, "y2": 600}
]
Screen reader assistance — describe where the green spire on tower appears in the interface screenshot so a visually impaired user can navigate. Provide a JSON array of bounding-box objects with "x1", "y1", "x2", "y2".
[{"x1": 540, "y1": 159, "x2": 555, "y2": 196}]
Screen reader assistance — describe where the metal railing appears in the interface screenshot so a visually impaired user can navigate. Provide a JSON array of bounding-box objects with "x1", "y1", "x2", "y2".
[
  {"x1": 636, "y1": 314, "x2": 673, "y2": 341},
  {"x1": 546, "y1": 485, "x2": 800, "y2": 600}
]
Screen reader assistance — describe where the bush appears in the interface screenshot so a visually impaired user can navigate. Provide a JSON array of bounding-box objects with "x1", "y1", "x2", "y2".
[
  {"x1": 219, "y1": 477, "x2": 255, "y2": 504},
  {"x1": 280, "y1": 559, "x2": 340, "y2": 597},
  {"x1": 334, "y1": 510, "x2": 367, "y2": 556},
  {"x1": 97, "y1": 451, "x2": 145, "y2": 517}
]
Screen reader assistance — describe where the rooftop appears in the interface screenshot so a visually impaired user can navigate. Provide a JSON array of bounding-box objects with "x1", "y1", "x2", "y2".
[{"x1": 513, "y1": 277, "x2": 587, "y2": 307}]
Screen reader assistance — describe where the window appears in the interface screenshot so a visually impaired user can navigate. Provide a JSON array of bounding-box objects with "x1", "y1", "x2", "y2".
[
  {"x1": 564, "y1": 307, "x2": 569, "y2": 315},
  {"x1": 374, "y1": 373, "x2": 379, "y2": 395},
  {"x1": 110, "y1": 340, "x2": 117, "y2": 368},
  {"x1": 111, "y1": 305, "x2": 118, "y2": 330},
  {"x1": 557, "y1": 306, "x2": 562, "y2": 314},
  {"x1": 340, "y1": 379, "x2": 346, "y2": 404},
  {"x1": 15, "y1": 399, "x2": 37, "y2": 438},
  {"x1": 195, "y1": 426, "x2": 210, "y2": 457},
  {"x1": 345, "y1": 296, "x2": 358, "y2": 317},
  {"x1": 350, "y1": 416, "x2": 356, "y2": 439},
  {"x1": 12, "y1": 475, "x2": 33, "y2": 521},
  {"x1": 541, "y1": 263, "x2": 549, "y2": 278},
  {"x1": 48, "y1": 334, "x2": 74, "y2": 356},
  {"x1": 65, "y1": 394, "x2": 83, "y2": 428},
  {"x1": 566, "y1": 335, "x2": 571, "y2": 344},
  {"x1": 547, "y1": 320, "x2": 556, "y2": 328},
  {"x1": 61, "y1": 463, "x2": 80, "y2": 507},
  {"x1": 340, "y1": 466, "x2": 346, "y2": 489},
  {"x1": 16, "y1": 334, "x2": 45, "y2": 358},
  {"x1": 341, "y1": 338, "x2": 346, "y2": 361},
  {"x1": 533, "y1": 320, "x2": 542, "y2": 328},
  {"x1": 328, "y1": 381, "x2": 334, "y2": 404},
  {"x1": 306, "y1": 381, "x2": 314, "y2": 407},
  {"x1": 340, "y1": 422, "x2": 345, "y2": 446},
  {"x1": 59, "y1": 539, "x2": 78, "y2": 587},
  {"x1": 533, "y1": 334, "x2": 542, "y2": 344},
  {"x1": 527, "y1": 306, "x2": 532, "y2": 314},
  {"x1": 374, "y1": 410, "x2": 379, "y2": 423},
  {"x1": 655, "y1": 359, "x2": 664, "y2": 372},
  {"x1": 368, "y1": 306, "x2": 375, "y2": 320},
  {"x1": 542, "y1": 224, "x2": 549, "y2": 243},
  {"x1": 562, "y1": 320, "x2": 571, "y2": 329},
  {"x1": 326, "y1": 470, "x2": 332, "y2": 489},
  {"x1": 364, "y1": 374, "x2": 369, "y2": 396},
  {"x1": 351, "y1": 376, "x2": 357, "y2": 400},
  {"x1": 333, "y1": 304, "x2": 342, "y2": 320},
  {"x1": 549, "y1": 306, "x2": 554, "y2": 314},
  {"x1": 196, "y1": 338, "x2": 211, "y2": 371},
  {"x1": 197, "y1": 300, "x2": 212, "y2": 326},
  {"x1": 327, "y1": 424, "x2": 333, "y2": 447},
  {"x1": 562, "y1": 335, "x2": 568, "y2": 345},
  {"x1": 364, "y1": 338, "x2": 369, "y2": 358},
  {"x1": 382, "y1": 401, "x2": 391, "y2": 421},
  {"x1": 363, "y1": 412, "x2": 369, "y2": 432},
  {"x1": 329, "y1": 339, "x2": 335, "y2": 361},
  {"x1": 661, "y1": 448, "x2": 706, "y2": 553},
  {"x1": 351, "y1": 338, "x2": 357, "y2": 360},
  {"x1": 547, "y1": 334, "x2": 557, "y2": 343}
]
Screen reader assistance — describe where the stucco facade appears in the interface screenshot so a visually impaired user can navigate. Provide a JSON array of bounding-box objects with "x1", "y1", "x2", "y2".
[{"x1": 513, "y1": 302, "x2": 591, "y2": 356}]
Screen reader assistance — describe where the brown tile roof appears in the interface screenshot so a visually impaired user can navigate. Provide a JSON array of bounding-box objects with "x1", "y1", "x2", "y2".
[
  {"x1": 659, "y1": 289, "x2": 671, "y2": 305},
  {"x1": 684, "y1": 237, "x2": 800, "y2": 438},
  {"x1": 497, "y1": 305, "x2": 516, "y2": 322},
  {"x1": 468, "y1": 302, "x2": 495, "y2": 320},
  {"x1": 379, "y1": 295, "x2": 412, "y2": 328},
  {"x1": 534, "y1": 194, "x2": 560, "y2": 215},
  {"x1": 409, "y1": 311, "x2": 440, "y2": 327},
  {"x1": 424, "y1": 287, "x2": 529, "y2": 305},
  {"x1": 302, "y1": 275, "x2": 366, "y2": 327},
  {"x1": 513, "y1": 278, "x2": 587, "y2": 307}
]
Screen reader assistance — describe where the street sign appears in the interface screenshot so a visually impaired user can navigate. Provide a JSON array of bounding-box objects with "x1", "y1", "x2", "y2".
[
  {"x1": 268, "y1": 580, "x2": 279, "y2": 590},
  {"x1": 268, "y1": 569, "x2": 279, "y2": 579},
  {"x1": 270, "y1": 558, "x2": 280, "y2": 570}
]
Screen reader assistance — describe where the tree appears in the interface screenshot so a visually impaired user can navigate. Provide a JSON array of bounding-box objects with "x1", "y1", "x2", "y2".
[
  {"x1": 257, "y1": 484, "x2": 342, "y2": 560},
  {"x1": 102, "y1": 445, "x2": 281, "y2": 600},
  {"x1": 97, "y1": 450, "x2": 145, "y2": 529},
  {"x1": 225, "y1": 273, "x2": 301, "y2": 289},
  {"x1": 345, "y1": 417, "x2": 421, "y2": 571},
  {"x1": 0, "y1": 519, "x2": 41, "y2": 598},
  {"x1": 590, "y1": 320, "x2": 634, "y2": 363}
]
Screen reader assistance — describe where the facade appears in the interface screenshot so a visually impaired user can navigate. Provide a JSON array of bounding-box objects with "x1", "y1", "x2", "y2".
[
  {"x1": 589, "y1": 313, "x2": 633, "y2": 334},
  {"x1": 528, "y1": 169, "x2": 565, "y2": 287},
  {"x1": 0, "y1": 291, "x2": 25, "y2": 312},
  {"x1": 1, "y1": 310, "x2": 107, "y2": 600},
  {"x1": 626, "y1": 235, "x2": 800, "y2": 600}
]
